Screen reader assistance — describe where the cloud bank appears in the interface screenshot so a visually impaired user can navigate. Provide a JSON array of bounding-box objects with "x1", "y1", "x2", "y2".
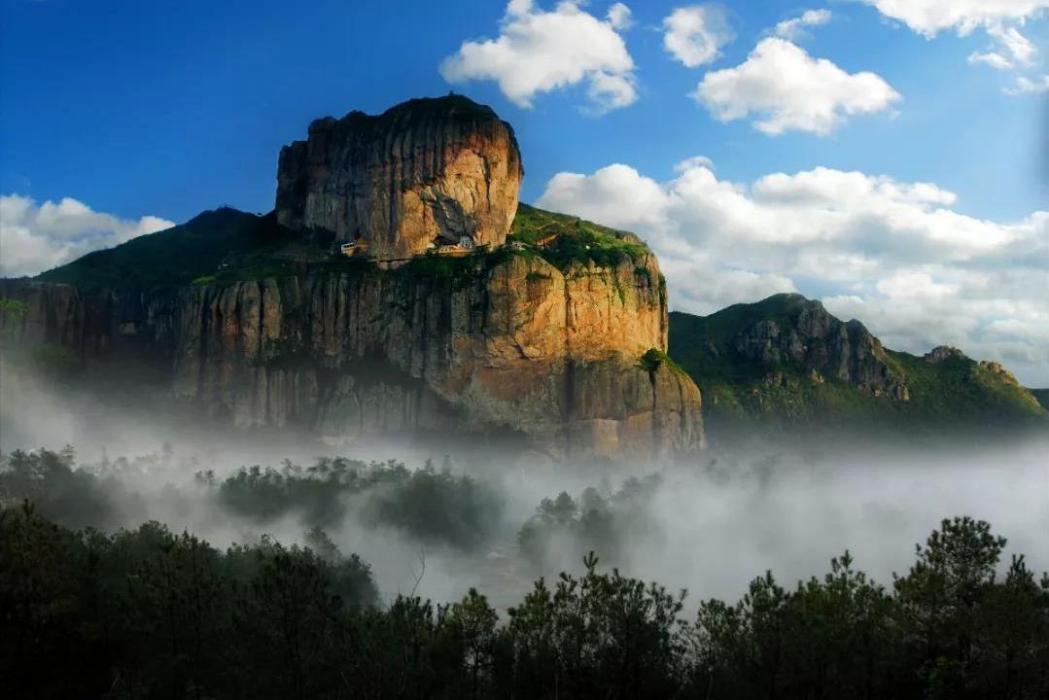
[
  {"x1": 537, "y1": 160, "x2": 1049, "y2": 386},
  {"x1": 0, "y1": 194, "x2": 174, "y2": 278}
]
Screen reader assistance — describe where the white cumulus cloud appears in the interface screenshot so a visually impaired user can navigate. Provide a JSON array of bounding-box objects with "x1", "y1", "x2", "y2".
[
  {"x1": 864, "y1": 0, "x2": 1046, "y2": 78},
  {"x1": 0, "y1": 194, "x2": 173, "y2": 278},
  {"x1": 773, "y1": 9, "x2": 832, "y2": 41},
  {"x1": 606, "y1": 2, "x2": 632, "y2": 30},
  {"x1": 662, "y1": 5, "x2": 734, "y2": 68},
  {"x1": 694, "y1": 37, "x2": 901, "y2": 135},
  {"x1": 440, "y1": 0, "x2": 637, "y2": 113},
  {"x1": 536, "y1": 160, "x2": 1049, "y2": 385},
  {"x1": 861, "y1": 0, "x2": 1049, "y2": 37}
]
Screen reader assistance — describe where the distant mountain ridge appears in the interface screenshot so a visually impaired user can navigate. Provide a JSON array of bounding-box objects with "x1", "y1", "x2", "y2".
[{"x1": 668, "y1": 293, "x2": 1047, "y2": 442}]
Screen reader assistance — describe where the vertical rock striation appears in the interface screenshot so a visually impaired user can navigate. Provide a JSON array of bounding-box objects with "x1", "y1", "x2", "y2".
[
  {"x1": 276, "y1": 95, "x2": 523, "y2": 260},
  {"x1": 165, "y1": 252, "x2": 702, "y2": 459},
  {"x1": 0, "y1": 255, "x2": 704, "y2": 461}
]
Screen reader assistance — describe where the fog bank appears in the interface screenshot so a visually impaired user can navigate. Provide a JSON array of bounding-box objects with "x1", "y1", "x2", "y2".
[{"x1": 3, "y1": 363, "x2": 1047, "y2": 606}]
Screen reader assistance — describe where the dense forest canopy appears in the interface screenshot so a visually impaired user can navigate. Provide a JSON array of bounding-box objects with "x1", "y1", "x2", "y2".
[
  {"x1": 2, "y1": 448, "x2": 1048, "y2": 699},
  {"x1": 3, "y1": 503, "x2": 1048, "y2": 699}
]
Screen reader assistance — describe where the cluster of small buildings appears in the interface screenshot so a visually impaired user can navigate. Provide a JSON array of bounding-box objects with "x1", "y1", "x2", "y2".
[
  {"x1": 337, "y1": 232, "x2": 557, "y2": 260},
  {"x1": 430, "y1": 236, "x2": 485, "y2": 257},
  {"x1": 338, "y1": 239, "x2": 370, "y2": 257}
]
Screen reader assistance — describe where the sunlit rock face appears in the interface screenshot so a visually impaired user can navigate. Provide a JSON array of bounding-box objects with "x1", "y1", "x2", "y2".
[
  {"x1": 168, "y1": 253, "x2": 702, "y2": 461},
  {"x1": 276, "y1": 95, "x2": 523, "y2": 260},
  {"x1": 0, "y1": 252, "x2": 705, "y2": 462}
]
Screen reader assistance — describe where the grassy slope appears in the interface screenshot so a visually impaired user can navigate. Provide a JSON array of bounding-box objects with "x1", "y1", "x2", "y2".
[
  {"x1": 509, "y1": 203, "x2": 649, "y2": 270},
  {"x1": 35, "y1": 208, "x2": 296, "y2": 291},
  {"x1": 669, "y1": 296, "x2": 1047, "y2": 434}
]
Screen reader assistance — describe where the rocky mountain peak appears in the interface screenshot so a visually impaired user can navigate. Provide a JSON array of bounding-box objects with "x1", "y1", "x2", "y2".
[
  {"x1": 275, "y1": 95, "x2": 523, "y2": 261},
  {"x1": 924, "y1": 346, "x2": 966, "y2": 364},
  {"x1": 675, "y1": 293, "x2": 910, "y2": 401},
  {"x1": 669, "y1": 292, "x2": 1047, "y2": 443}
]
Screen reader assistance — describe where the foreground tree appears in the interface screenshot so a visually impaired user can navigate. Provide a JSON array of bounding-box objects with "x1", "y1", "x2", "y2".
[{"x1": 2, "y1": 504, "x2": 1048, "y2": 699}]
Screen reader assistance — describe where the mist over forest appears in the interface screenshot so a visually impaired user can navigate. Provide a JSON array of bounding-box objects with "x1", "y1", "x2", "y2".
[
  {"x1": 5, "y1": 0, "x2": 1049, "y2": 691},
  {"x1": 4, "y1": 365, "x2": 1047, "y2": 607},
  {"x1": 4, "y1": 363, "x2": 1049, "y2": 699}
]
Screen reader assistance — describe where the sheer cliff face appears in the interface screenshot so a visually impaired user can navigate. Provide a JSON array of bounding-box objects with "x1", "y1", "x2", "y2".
[
  {"x1": 276, "y1": 96, "x2": 523, "y2": 260},
  {"x1": 1, "y1": 255, "x2": 704, "y2": 461},
  {"x1": 173, "y1": 254, "x2": 701, "y2": 459}
]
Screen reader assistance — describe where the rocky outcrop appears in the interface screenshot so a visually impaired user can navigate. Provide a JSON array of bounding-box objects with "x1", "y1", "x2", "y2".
[
  {"x1": 924, "y1": 346, "x2": 965, "y2": 364},
  {"x1": 730, "y1": 296, "x2": 908, "y2": 399},
  {"x1": 0, "y1": 280, "x2": 181, "y2": 361},
  {"x1": 276, "y1": 95, "x2": 522, "y2": 260},
  {"x1": 1, "y1": 253, "x2": 703, "y2": 461}
]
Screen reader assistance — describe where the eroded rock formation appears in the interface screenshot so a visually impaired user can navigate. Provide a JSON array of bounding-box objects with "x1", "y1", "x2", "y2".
[
  {"x1": 276, "y1": 95, "x2": 523, "y2": 260},
  {"x1": 175, "y1": 253, "x2": 700, "y2": 459},
  {"x1": 730, "y1": 296, "x2": 909, "y2": 399}
]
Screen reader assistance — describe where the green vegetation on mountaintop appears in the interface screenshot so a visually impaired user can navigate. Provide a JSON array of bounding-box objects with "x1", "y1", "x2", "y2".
[
  {"x1": 885, "y1": 348, "x2": 1044, "y2": 418},
  {"x1": 637, "y1": 348, "x2": 686, "y2": 376},
  {"x1": 510, "y1": 203, "x2": 649, "y2": 270},
  {"x1": 30, "y1": 204, "x2": 654, "y2": 293},
  {"x1": 669, "y1": 294, "x2": 821, "y2": 387},
  {"x1": 327, "y1": 94, "x2": 507, "y2": 137},
  {"x1": 390, "y1": 205, "x2": 654, "y2": 288},
  {"x1": 667, "y1": 295, "x2": 885, "y2": 427},
  {"x1": 36, "y1": 208, "x2": 296, "y2": 291}
]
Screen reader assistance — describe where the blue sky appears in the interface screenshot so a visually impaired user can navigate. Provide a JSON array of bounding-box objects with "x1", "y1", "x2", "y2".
[
  {"x1": 1, "y1": 0, "x2": 1045, "y2": 221},
  {"x1": 1, "y1": 0, "x2": 1048, "y2": 383}
]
